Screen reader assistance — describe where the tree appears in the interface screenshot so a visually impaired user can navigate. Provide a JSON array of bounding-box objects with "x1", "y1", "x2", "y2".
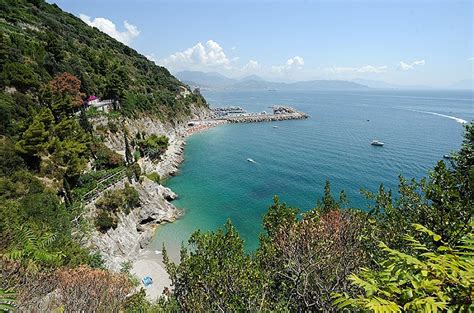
[
  {"x1": 260, "y1": 205, "x2": 372, "y2": 310},
  {"x1": 333, "y1": 224, "x2": 474, "y2": 312},
  {"x1": 163, "y1": 221, "x2": 269, "y2": 311},
  {"x1": 79, "y1": 107, "x2": 92, "y2": 134},
  {"x1": 15, "y1": 115, "x2": 50, "y2": 156},
  {"x1": 124, "y1": 132, "x2": 132, "y2": 165},
  {"x1": 0, "y1": 62, "x2": 40, "y2": 92},
  {"x1": 49, "y1": 72, "x2": 83, "y2": 108}
]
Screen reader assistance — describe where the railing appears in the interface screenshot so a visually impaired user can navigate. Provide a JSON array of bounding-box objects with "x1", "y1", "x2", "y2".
[{"x1": 79, "y1": 168, "x2": 127, "y2": 204}]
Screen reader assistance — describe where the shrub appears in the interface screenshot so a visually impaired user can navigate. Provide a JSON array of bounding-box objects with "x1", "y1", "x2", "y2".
[
  {"x1": 126, "y1": 163, "x2": 141, "y2": 182},
  {"x1": 146, "y1": 172, "x2": 160, "y2": 184},
  {"x1": 91, "y1": 143, "x2": 124, "y2": 170},
  {"x1": 137, "y1": 134, "x2": 169, "y2": 161},
  {"x1": 333, "y1": 224, "x2": 474, "y2": 312},
  {"x1": 107, "y1": 119, "x2": 118, "y2": 133},
  {"x1": 55, "y1": 266, "x2": 132, "y2": 311},
  {"x1": 94, "y1": 185, "x2": 140, "y2": 232},
  {"x1": 95, "y1": 210, "x2": 117, "y2": 232}
]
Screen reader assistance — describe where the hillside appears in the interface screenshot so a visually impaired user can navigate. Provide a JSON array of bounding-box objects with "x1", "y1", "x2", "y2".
[
  {"x1": 0, "y1": 0, "x2": 207, "y2": 119},
  {"x1": 0, "y1": 1, "x2": 208, "y2": 306}
]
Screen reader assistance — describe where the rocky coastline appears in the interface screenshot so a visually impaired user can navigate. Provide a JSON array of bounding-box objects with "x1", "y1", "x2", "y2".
[{"x1": 84, "y1": 109, "x2": 222, "y2": 298}]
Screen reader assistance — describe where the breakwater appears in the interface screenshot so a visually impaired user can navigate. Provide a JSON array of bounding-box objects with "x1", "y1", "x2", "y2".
[{"x1": 213, "y1": 105, "x2": 309, "y2": 123}]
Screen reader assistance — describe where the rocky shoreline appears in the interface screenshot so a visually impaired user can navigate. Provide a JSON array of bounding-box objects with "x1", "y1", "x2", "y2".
[{"x1": 85, "y1": 112, "x2": 222, "y2": 298}]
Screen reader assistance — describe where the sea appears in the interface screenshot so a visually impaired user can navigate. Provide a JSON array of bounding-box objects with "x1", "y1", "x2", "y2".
[{"x1": 150, "y1": 89, "x2": 474, "y2": 260}]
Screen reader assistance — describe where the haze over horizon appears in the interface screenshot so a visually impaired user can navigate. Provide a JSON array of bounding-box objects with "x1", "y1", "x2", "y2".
[{"x1": 50, "y1": 0, "x2": 473, "y2": 88}]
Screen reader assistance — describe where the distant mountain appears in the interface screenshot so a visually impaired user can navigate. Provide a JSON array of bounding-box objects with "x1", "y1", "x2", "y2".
[
  {"x1": 177, "y1": 71, "x2": 369, "y2": 90},
  {"x1": 176, "y1": 71, "x2": 237, "y2": 87},
  {"x1": 449, "y1": 79, "x2": 474, "y2": 90},
  {"x1": 352, "y1": 79, "x2": 431, "y2": 90},
  {"x1": 239, "y1": 74, "x2": 265, "y2": 82}
]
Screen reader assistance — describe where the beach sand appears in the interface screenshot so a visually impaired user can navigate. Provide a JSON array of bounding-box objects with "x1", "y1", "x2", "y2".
[{"x1": 131, "y1": 250, "x2": 170, "y2": 300}]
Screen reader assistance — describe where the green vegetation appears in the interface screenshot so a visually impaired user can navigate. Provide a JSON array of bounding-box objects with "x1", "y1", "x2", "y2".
[
  {"x1": 334, "y1": 224, "x2": 474, "y2": 312},
  {"x1": 91, "y1": 142, "x2": 124, "y2": 170},
  {"x1": 0, "y1": 0, "x2": 206, "y2": 309},
  {"x1": 0, "y1": 288, "x2": 15, "y2": 312},
  {"x1": 146, "y1": 171, "x2": 161, "y2": 184},
  {"x1": 95, "y1": 184, "x2": 140, "y2": 232},
  {"x1": 137, "y1": 134, "x2": 169, "y2": 161},
  {"x1": 0, "y1": 0, "x2": 207, "y2": 120}
]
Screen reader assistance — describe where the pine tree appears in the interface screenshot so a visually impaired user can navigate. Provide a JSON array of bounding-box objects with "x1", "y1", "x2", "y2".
[
  {"x1": 124, "y1": 132, "x2": 132, "y2": 165},
  {"x1": 79, "y1": 107, "x2": 93, "y2": 134},
  {"x1": 15, "y1": 116, "x2": 50, "y2": 156}
]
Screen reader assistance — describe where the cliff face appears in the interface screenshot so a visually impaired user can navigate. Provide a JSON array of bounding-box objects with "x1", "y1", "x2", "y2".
[
  {"x1": 84, "y1": 178, "x2": 179, "y2": 271},
  {"x1": 85, "y1": 103, "x2": 212, "y2": 270}
]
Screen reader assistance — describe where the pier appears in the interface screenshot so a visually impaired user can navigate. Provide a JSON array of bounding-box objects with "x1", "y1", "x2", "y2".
[{"x1": 212, "y1": 105, "x2": 309, "y2": 123}]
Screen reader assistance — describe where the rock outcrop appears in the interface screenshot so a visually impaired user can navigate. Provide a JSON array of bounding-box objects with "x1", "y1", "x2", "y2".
[{"x1": 85, "y1": 178, "x2": 180, "y2": 271}]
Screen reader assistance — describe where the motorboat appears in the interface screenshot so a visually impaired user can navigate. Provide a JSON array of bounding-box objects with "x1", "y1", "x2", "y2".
[
  {"x1": 247, "y1": 158, "x2": 256, "y2": 163},
  {"x1": 371, "y1": 140, "x2": 384, "y2": 146}
]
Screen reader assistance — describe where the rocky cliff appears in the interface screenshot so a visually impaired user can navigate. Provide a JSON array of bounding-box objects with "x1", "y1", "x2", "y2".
[{"x1": 85, "y1": 103, "x2": 212, "y2": 271}]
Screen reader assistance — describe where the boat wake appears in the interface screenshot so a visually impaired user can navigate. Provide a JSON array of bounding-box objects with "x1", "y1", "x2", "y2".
[{"x1": 410, "y1": 110, "x2": 468, "y2": 124}]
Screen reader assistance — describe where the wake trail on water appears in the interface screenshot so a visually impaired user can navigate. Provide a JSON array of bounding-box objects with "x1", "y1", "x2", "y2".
[{"x1": 409, "y1": 110, "x2": 468, "y2": 124}]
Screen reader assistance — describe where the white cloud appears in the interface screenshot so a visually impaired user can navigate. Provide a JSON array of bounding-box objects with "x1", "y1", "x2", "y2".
[
  {"x1": 328, "y1": 65, "x2": 388, "y2": 74},
  {"x1": 79, "y1": 14, "x2": 139, "y2": 45},
  {"x1": 468, "y1": 57, "x2": 474, "y2": 61},
  {"x1": 399, "y1": 59, "x2": 425, "y2": 71},
  {"x1": 160, "y1": 40, "x2": 231, "y2": 70},
  {"x1": 286, "y1": 56, "x2": 305, "y2": 67},
  {"x1": 242, "y1": 60, "x2": 260, "y2": 72},
  {"x1": 271, "y1": 56, "x2": 305, "y2": 74}
]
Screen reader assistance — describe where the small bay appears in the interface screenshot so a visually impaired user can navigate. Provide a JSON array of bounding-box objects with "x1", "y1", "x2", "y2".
[{"x1": 150, "y1": 89, "x2": 473, "y2": 259}]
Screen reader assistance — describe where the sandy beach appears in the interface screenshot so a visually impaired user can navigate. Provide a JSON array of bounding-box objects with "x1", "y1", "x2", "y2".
[{"x1": 131, "y1": 250, "x2": 171, "y2": 300}]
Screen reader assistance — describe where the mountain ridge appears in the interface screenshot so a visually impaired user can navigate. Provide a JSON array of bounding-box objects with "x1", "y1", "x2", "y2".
[{"x1": 177, "y1": 71, "x2": 370, "y2": 90}]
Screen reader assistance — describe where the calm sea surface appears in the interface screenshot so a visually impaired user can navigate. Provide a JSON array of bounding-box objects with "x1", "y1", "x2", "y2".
[{"x1": 150, "y1": 89, "x2": 473, "y2": 259}]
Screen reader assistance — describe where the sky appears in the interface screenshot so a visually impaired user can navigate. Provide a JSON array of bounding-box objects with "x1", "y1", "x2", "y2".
[{"x1": 50, "y1": 0, "x2": 473, "y2": 87}]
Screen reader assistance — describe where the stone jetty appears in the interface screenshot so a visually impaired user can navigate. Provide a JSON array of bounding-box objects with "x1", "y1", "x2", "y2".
[{"x1": 222, "y1": 105, "x2": 309, "y2": 123}]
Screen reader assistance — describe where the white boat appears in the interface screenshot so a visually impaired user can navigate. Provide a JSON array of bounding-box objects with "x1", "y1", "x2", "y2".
[
  {"x1": 247, "y1": 158, "x2": 256, "y2": 163},
  {"x1": 371, "y1": 140, "x2": 384, "y2": 146},
  {"x1": 273, "y1": 125, "x2": 278, "y2": 128}
]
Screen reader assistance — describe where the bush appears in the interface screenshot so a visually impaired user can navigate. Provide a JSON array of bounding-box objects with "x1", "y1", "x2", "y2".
[
  {"x1": 146, "y1": 172, "x2": 160, "y2": 184},
  {"x1": 91, "y1": 143, "x2": 124, "y2": 170},
  {"x1": 95, "y1": 210, "x2": 117, "y2": 233},
  {"x1": 334, "y1": 224, "x2": 474, "y2": 312},
  {"x1": 126, "y1": 163, "x2": 141, "y2": 182},
  {"x1": 94, "y1": 184, "x2": 140, "y2": 232},
  {"x1": 107, "y1": 119, "x2": 118, "y2": 133},
  {"x1": 137, "y1": 134, "x2": 169, "y2": 161}
]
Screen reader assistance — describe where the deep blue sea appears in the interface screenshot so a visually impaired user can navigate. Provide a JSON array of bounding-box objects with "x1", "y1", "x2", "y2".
[{"x1": 150, "y1": 89, "x2": 473, "y2": 260}]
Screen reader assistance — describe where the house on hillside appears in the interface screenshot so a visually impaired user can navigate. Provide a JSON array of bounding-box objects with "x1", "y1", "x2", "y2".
[{"x1": 85, "y1": 95, "x2": 116, "y2": 113}]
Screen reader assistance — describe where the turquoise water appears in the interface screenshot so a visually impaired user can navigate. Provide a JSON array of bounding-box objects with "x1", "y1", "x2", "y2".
[{"x1": 150, "y1": 90, "x2": 473, "y2": 260}]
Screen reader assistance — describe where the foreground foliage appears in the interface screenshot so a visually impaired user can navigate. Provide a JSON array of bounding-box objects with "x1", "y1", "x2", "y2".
[{"x1": 334, "y1": 224, "x2": 474, "y2": 312}]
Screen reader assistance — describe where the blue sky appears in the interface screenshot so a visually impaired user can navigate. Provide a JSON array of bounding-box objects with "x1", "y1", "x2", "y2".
[{"x1": 51, "y1": 0, "x2": 473, "y2": 87}]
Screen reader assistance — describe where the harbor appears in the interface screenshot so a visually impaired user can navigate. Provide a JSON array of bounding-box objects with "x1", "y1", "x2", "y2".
[{"x1": 211, "y1": 105, "x2": 309, "y2": 123}]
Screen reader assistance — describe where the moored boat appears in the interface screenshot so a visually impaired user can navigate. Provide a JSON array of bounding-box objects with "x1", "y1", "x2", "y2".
[{"x1": 371, "y1": 140, "x2": 384, "y2": 146}]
